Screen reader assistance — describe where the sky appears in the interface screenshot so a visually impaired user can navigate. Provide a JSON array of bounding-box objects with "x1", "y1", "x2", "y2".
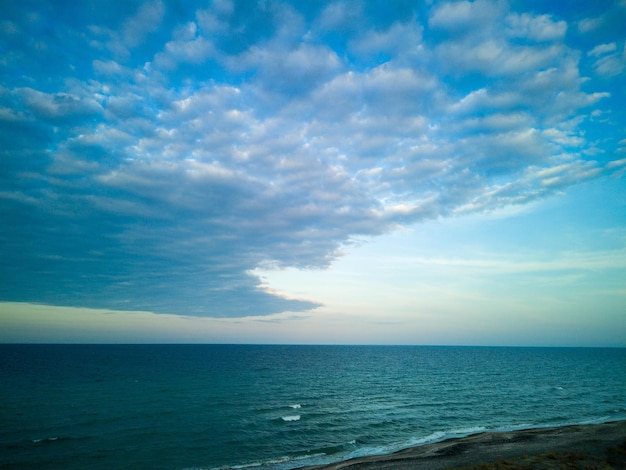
[{"x1": 0, "y1": 0, "x2": 625, "y2": 346}]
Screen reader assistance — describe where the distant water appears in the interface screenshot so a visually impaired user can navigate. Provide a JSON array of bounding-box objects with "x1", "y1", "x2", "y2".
[{"x1": 1, "y1": 345, "x2": 625, "y2": 469}]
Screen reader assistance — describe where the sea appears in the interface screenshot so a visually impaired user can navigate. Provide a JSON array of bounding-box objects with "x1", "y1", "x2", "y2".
[{"x1": 1, "y1": 345, "x2": 625, "y2": 469}]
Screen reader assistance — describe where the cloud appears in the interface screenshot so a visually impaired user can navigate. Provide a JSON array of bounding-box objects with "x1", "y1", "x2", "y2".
[
  {"x1": 238, "y1": 42, "x2": 343, "y2": 95},
  {"x1": 154, "y1": 35, "x2": 215, "y2": 68},
  {"x1": 505, "y1": 13, "x2": 566, "y2": 42},
  {"x1": 0, "y1": 0, "x2": 624, "y2": 317},
  {"x1": 577, "y1": 16, "x2": 603, "y2": 33},
  {"x1": 588, "y1": 42, "x2": 617, "y2": 57},
  {"x1": 88, "y1": 1, "x2": 165, "y2": 60},
  {"x1": 436, "y1": 41, "x2": 565, "y2": 76},
  {"x1": 122, "y1": 0, "x2": 165, "y2": 48},
  {"x1": 348, "y1": 20, "x2": 423, "y2": 59},
  {"x1": 316, "y1": 1, "x2": 361, "y2": 31},
  {"x1": 196, "y1": 0, "x2": 234, "y2": 34},
  {"x1": 399, "y1": 247, "x2": 626, "y2": 274},
  {"x1": 429, "y1": 0, "x2": 506, "y2": 33},
  {"x1": 589, "y1": 43, "x2": 626, "y2": 78},
  {"x1": 16, "y1": 88, "x2": 102, "y2": 120}
]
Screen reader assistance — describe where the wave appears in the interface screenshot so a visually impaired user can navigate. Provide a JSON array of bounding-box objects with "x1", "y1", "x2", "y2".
[
  {"x1": 281, "y1": 415, "x2": 300, "y2": 422},
  {"x1": 32, "y1": 437, "x2": 63, "y2": 444},
  {"x1": 342, "y1": 426, "x2": 489, "y2": 461},
  {"x1": 321, "y1": 418, "x2": 626, "y2": 467},
  {"x1": 289, "y1": 404, "x2": 301, "y2": 409},
  {"x1": 203, "y1": 452, "x2": 327, "y2": 470},
  {"x1": 202, "y1": 418, "x2": 626, "y2": 470},
  {"x1": 225, "y1": 427, "x2": 495, "y2": 469},
  {"x1": 305, "y1": 419, "x2": 626, "y2": 468}
]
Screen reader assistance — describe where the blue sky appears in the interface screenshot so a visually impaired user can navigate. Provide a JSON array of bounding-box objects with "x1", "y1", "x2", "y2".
[{"x1": 0, "y1": 0, "x2": 625, "y2": 345}]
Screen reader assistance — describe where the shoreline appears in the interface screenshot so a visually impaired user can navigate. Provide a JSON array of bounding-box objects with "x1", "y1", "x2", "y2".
[{"x1": 298, "y1": 420, "x2": 626, "y2": 469}]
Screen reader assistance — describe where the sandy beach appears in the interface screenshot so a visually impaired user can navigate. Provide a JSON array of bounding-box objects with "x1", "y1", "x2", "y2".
[{"x1": 300, "y1": 420, "x2": 626, "y2": 469}]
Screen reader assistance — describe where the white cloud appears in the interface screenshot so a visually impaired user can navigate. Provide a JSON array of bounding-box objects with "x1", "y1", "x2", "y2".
[
  {"x1": 92, "y1": 59, "x2": 125, "y2": 76},
  {"x1": 154, "y1": 35, "x2": 214, "y2": 68},
  {"x1": 392, "y1": 248, "x2": 626, "y2": 273},
  {"x1": 122, "y1": 0, "x2": 165, "y2": 48},
  {"x1": 173, "y1": 22, "x2": 198, "y2": 41},
  {"x1": 452, "y1": 112, "x2": 535, "y2": 133},
  {"x1": 316, "y1": 1, "x2": 363, "y2": 31},
  {"x1": 86, "y1": 1, "x2": 165, "y2": 59},
  {"x1": 360, "y1": 64, "x2": 437, "y2": 106},
  {"x1": 588, "y1": 42, "x2": 617, "y2": 57},
  {"x1": 234, "y1": 42, "x2": 343, "y2": 95},
  {"x1": 212, "y1": 0, "x2": 234, "y2": 16},
  {"x1": 435, "y1": 40, "x2": 564, "y2": 76},
  {"x1": 2, "y1": 0, "x2": 624, "y2": 318},
  {"x1": 429, "y1": 0, "x2": 506, "y2": 32},
  {"x1": 590, "y1": 44, "x2": 626, "y2": 77},
  {"x1": 196, "y1": 0, "x2": 233, "y2": 35},
  {"x1": 349, "y1": 20, "x2": 423, "y2": 58},
  {"x1": 536, "y1": 161, "x2": 602, "y2": 188},
  {"x1": 448, "y1": 88, "x2": 519, "y2": 114},
  {"x1": 505, "y1": 13, "x2": 566, "y2": 42},
  {"x1": 577, "y1": 16, "x2": 602, "y2": 33},
  {"x1": 0, "y1": 106, "x2": 26, "y2": 122},
  {"x1": 541, "y1": 128, "x2": 584, "y2": 147},
  {"x1": 16, "y1": 88, "x2": 102, "y2": 120}
]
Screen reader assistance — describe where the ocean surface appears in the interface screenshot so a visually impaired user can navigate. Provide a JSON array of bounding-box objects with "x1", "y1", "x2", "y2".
[{"x1": 1, "y1": 345, "x2": 625, "y2": 469}]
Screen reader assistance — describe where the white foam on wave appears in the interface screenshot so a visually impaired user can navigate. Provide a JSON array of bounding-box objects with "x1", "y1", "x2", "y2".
[
  {"x1": 394, "y1": 426, "x2": 489, "y2": 453},
  {"x1": 494, "y1": 416, "x2": 622, "y2": 434},
  {"x1": 220, "y1": 452, "x2": 328, "y2": 470},
  {"x1": 32, "y1": 437, "x2": 60, "y2": 444},
  {"x1": 343, "y1": 426, "x2": 488, "y2": 461},
  {"x1": 289, "y1": 404, "x2": 301, "y2": 409},
  {"x1": 281, "y1": 415, "x2": 300, "y2": 422}
]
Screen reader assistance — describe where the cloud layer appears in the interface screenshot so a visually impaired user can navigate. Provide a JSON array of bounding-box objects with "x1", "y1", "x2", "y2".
[{"x1": 1, "y1": 0, "x2": 625, "y2": 316}]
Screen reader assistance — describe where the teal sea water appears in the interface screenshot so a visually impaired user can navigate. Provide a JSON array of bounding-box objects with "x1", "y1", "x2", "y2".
[{"x1": 1, "y1": 345, "x2": 625, "y2": 469}]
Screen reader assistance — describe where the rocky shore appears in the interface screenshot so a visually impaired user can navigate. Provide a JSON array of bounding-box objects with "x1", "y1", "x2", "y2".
[{"x1": 300, "y1": 420, "x2": 626, "y2": 469}]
